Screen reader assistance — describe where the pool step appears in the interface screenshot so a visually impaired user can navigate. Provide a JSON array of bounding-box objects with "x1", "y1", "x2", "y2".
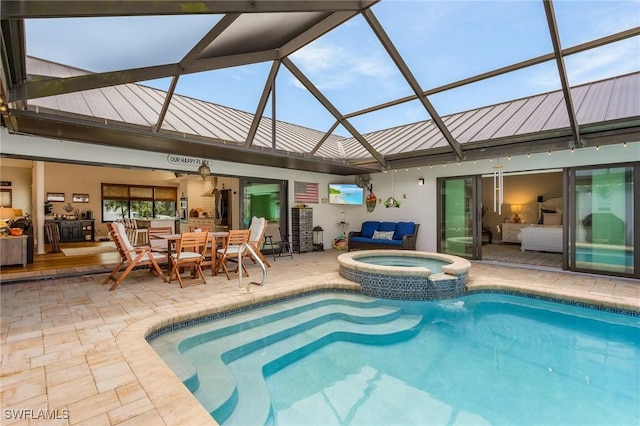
[
  {"x1": 186, "y1": 300, "x2": 405, "y2": 406},
  {"x1": 222, "y1": 313, "x2": 422, "y2": 426},
  {"x1": 177, "y1": 298, "x2": 422, "y2": 425},
  {"x1": 151, "y1": 293, "x2": 387, "y2": 388}
]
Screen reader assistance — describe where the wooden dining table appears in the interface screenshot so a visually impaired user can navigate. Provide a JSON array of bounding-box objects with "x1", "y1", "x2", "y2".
[{"x1": 162, "y1": 231, "x2": 229, "y2": 275}]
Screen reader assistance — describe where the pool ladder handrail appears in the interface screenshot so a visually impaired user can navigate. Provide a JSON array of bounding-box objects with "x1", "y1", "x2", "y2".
[{"x1": 237, "y1": 242, "x2": 267, "y2": 292}]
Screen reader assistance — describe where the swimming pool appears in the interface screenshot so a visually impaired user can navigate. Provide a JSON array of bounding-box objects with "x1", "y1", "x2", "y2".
[{"x1": 149, "y1": 291, "x2": 639, "y2": 426}]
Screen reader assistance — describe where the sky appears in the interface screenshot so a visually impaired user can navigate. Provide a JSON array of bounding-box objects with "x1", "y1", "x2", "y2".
[{"x1": 25, "y1": 0, "x2": 640, "y2": 137}]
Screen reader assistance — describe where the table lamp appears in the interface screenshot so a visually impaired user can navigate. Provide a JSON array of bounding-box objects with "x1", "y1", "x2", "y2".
[
  {"x1": 0, "y1": 207, "x2": 16, "y2": 236},
  {"x1": 510, "y1": 204, "x2": 522, "y2": 223}
]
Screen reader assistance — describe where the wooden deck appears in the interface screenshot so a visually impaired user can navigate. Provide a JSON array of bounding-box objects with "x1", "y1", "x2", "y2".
[{"x1": 0, "y1": 241, "x2": 122, "y2": 282}]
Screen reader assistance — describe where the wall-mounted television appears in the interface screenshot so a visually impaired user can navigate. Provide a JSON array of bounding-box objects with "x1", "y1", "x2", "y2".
[{"x1": 329, "y1": 183, "x2": 364, "y2": 205}]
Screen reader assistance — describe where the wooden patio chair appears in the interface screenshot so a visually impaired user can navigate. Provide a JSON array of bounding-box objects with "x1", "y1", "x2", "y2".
[
  {"x1": 216, "y1": 229, "x2": 251, "y2": 280},
  {"x1": 129, "y1": 219, "x2": 149, "y2": 245},
  {"x1": 186, "y1": 228, "x2": 216, "y2": 275},
  {"x1": 168, "y1": 231, "x2": 208, "y2": 288},
  {"x1": 102, "y1": 222, "x2": 167, "y2": 291},
  {"x1": 247, "y1": 216, "x2": 270, "y2": 267},
  {"x1": 147, "y1": 226, "x2": 173, "y2": 253}
]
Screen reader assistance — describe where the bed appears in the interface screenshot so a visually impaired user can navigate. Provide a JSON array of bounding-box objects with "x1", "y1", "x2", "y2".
[{"x1": 519, "y1": 197, "x2": 564, "y2": 253}]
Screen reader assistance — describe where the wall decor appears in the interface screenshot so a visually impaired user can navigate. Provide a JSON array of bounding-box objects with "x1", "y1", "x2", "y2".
[
  {"x1": 0, "y1": 189, "x2": 11, "y2": 207},
  {"x1": 294, "y1": 181, "x2": 319, "y2": 204},
  {"x1": 72, "y1": 193, "x2": 90, "y2": 203},
  {"x1": 47, "y1": 192, "x2": 65, "y2": 202}
]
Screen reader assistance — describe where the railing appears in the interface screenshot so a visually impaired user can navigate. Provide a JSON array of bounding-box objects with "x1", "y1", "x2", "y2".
[{"x1": 237, "y1": 242, "x2": 267, "y2": 292}]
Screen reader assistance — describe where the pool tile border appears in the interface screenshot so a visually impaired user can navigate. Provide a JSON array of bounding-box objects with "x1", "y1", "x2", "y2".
[
  {"x1": 467, "y1": 288, "x2": 640, "y2": 317},
  {"x1": 147, "y1": 285, "x2": 639, "y2": 350},
  {"x1": 146, "y1": 288, "x2": 357, "y2": 341}
]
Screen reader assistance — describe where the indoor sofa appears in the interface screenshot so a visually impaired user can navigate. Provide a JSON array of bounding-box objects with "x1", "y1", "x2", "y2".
[{"x1": 348, "y1": 221, "x2": 419, "y2": 251}]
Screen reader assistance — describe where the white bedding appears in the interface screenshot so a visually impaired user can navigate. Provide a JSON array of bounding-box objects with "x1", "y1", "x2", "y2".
[{"x1": 520, "y1": 226, "x2": 563, "y2": 253}]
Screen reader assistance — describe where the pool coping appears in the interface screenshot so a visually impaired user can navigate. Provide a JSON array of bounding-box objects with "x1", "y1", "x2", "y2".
[
  {"x1": 115, "y1": 271, "x2": 639, "y2": 426},
  {"x1": 337, "y1": 250, "x2": 471, "y2": 277}
]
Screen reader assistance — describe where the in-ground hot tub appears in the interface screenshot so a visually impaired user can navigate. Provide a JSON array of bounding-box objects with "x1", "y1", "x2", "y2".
[{"x1": 338, "y1": 250, "x2": 471, "y2": 300}]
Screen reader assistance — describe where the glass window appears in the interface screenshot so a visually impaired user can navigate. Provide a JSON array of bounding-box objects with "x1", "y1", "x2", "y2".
[
  {"x1": 101, "y1": 184, "x2": 177, "y2": 222},
  {"x1": 102, "y1": 200, "x2": 129, "y2": 222},
  {"x1": 155, "y1": 200, "x2": 177, "y2": 218}
]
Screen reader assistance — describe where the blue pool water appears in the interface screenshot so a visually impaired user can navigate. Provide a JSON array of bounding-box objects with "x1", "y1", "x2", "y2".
[
  {"x1": 355, "y1": 255, "x2": 448, "y2": 273},
  {"x1": 575, "y1": 246, "x2": 633, "y2": 266},
  {"x1": 150, "y1": 292, "x2": 640, "y2": 426}
]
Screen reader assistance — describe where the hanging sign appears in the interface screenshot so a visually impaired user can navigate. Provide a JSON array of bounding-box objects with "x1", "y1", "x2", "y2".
[{"x1": 167, "y1": 155, "x2": 211, "y2": 167}]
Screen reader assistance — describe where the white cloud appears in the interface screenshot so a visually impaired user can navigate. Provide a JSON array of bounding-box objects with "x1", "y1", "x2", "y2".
[
  {"x1": 565, "y1": 38, "x2": 640, "y2": 85},
  {"x1": 290, "y1": 43, "x2": 395, "y2": 91},
  {"x1": 525, "y1": 37, "x2": 639, "y2": 93}
]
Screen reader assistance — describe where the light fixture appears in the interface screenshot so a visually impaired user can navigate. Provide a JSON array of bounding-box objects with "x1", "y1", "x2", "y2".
[
  {"x1": 493, "y1": 159, "x2": 504, "y2": 214},
  {"x1": 197, "y1": 160, "x2": 210, "y2": 180},
  {"x1": 0, "y1": 207, "x2": 16, "y2": 221},
  {"x1": 0, "y1": 207, "x2": 16, "y2": 236},
  {"x1": 418, "y1": 178, "x2": 424, "y2": 186},
  {"x1": 510, "y1": 204, "x2": 522, "y2": 223}
]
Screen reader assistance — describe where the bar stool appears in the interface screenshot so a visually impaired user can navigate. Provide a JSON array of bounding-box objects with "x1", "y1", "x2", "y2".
[
  {"x1": 129, "y1": 219, "x2": 149, "y2": 246},
  {"x1": 45, "y1": 222, "x2": 61, "y2": 253}
]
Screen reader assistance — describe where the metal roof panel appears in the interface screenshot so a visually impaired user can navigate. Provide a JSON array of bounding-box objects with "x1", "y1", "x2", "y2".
[
  {"x1": 21, "y1": 57, "x2": 640, "y2": 166},
  {"x1": 576, "y1": 79, "x2": 614, "y2": 124},
  {"x1": 454, "y1": 105, "x2": 497, "y2": 143},
  {"x1": 99, "y1": 86, "x2": 153, "y2": 127},
  {"x1": 605, "y1": 74, "x2": 640, "y2": 120},
  {"x1": 492, "y1": 96, "x2": 546, "y2": 138}
]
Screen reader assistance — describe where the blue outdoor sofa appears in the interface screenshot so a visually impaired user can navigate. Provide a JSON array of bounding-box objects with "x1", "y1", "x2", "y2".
[{"x1": 348, "y1": 221, "x2": 419, "y2": 251}]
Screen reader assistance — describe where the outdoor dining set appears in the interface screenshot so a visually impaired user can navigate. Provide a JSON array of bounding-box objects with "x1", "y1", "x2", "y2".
[{"x1": 102, "y1": 217, "x2": 292, "y2": 291}]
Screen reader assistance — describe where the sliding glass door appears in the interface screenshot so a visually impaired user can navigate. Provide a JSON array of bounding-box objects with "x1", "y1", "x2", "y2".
[
  {"x1": 240, "y1": 177, "x2": 288, "y2": 232},
  {"x1": 437, "y1": 176, "x2": 482, "y2": 258},
  {"x1": 568, "y1": 163, "x2": 637, "y2": 277}
]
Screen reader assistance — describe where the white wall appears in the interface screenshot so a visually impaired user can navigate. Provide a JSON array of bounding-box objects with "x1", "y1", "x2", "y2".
[
  {"x1": 1, "y1": 128, "x2": 638, "y2": 251},
  {"x1": 0, "y1": 163, "x2": 32, "y2": 214}
]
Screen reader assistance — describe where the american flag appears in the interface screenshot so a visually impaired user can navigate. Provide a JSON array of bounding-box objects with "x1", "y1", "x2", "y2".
[{"x1": 294, "y1": 181, "x2": 319, "y2": 204}]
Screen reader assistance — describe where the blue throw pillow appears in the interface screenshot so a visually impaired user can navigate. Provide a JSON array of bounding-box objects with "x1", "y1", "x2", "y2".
[
  {"x1": 372, "y1": 230, "x2": 394, "y2": 240},
  {"x1": 394, "y1": 222, "x2": 415, "y2": 240},
  {"x1": 379, "y1": 222, "x2": 396, "y2": 233},
  {"x1": 361, "y1": 221, "x2": 380, "y2": 238}
]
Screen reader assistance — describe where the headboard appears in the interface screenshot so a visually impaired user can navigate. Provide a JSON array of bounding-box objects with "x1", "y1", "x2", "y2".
[{"x1": 538, "y1": 197, "x2": 563, "y2": 225}]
